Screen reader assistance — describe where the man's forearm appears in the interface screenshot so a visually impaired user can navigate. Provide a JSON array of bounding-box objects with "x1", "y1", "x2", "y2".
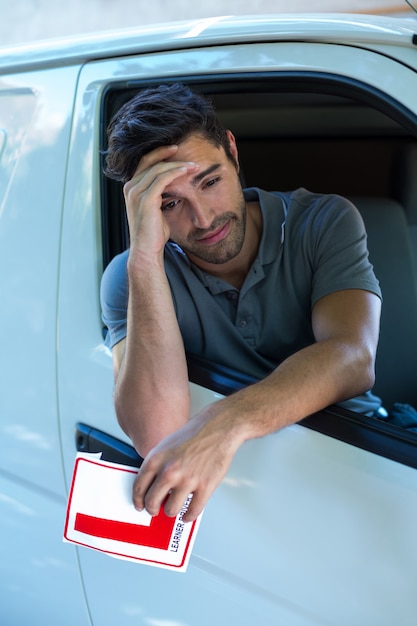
[
  {"x1": 114, "y1": 150, "x2": 202, "y2": 457},
  {"x1": 132, "y1": 332, "x2": 375, "y2": 521},
  {"x1": 224, "y1": 288, "x2": 379, "y2": 444},
  {"x1": 206, "y1": 332, "x2": 375, "y2": 447},
  {"x1": 114, "y1": 255, "x2": 190, "y2": 456}
]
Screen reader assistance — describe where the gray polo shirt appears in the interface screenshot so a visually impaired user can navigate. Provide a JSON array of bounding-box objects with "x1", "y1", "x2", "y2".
[{"x1": 101, "y1": 187, "x2": 382, "y2": 414}]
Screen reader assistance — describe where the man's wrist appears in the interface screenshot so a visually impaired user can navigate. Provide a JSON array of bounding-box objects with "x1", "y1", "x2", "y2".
[{"x1": 127, "y1": 246, "x2": 165, "y2": 276}]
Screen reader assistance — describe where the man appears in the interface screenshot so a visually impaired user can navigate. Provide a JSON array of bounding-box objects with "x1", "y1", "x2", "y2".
[{"x1": 101, "y1": 83, "x2": 382, "y2": 523}]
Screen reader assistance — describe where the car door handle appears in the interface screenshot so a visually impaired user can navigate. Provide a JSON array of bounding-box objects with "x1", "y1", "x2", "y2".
[{"x1": 75, "y1": 423, "x2": 143, "y2": 468}]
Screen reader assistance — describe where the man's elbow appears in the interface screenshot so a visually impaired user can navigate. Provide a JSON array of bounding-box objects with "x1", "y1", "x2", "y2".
[
  {"x1": 113, "y1": 390, "x2": 190, "y2": 458},
  {"x1": 114, "y1": 407, "x2": 155, "y2": 458},
  {"x1": 112, "y1": 393, "x2": 148, "y2": 456},
  {"x1": 363, "y1": 363, "x2": 376, "y2": 394},
  {"x1": 355, "y1": 345, "x2": 377, "y2": 394}
]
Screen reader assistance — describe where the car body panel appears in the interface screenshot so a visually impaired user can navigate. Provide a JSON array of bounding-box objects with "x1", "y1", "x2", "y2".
[
  {"x1": 0, "y1": 65, "x2": 91, "y2": 623},
  {"x1": 65, "y1": 422, "x2": 417, "y2": 626},
  {"x1": 0, "y1": 474, "x2": 90, "y2": 625},
  {"x1": 1, "y1": 14, "x2": 416, "y2": 74}
]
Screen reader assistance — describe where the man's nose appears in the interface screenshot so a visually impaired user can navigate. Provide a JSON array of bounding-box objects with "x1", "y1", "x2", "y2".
[{"x1": 189, "y1": 202, "x2": 214, "y2": 229}]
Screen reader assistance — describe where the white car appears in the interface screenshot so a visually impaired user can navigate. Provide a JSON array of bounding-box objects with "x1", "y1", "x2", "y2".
[{"x1": 1, "y1": 13, "x2": 417, "y2": 625}]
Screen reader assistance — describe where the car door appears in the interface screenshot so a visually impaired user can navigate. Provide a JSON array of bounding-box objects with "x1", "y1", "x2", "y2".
[
  {"x1": 0, "y1": 63, "x2": 91, "y2": 625},
  {"x1": 57, "y1": 28, "x2": 417, "y2": 626}
]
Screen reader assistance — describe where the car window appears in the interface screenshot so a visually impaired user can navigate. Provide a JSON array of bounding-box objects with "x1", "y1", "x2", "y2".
[{"x1": 100, "y1": 74, "x2": 417, "y2": 468}]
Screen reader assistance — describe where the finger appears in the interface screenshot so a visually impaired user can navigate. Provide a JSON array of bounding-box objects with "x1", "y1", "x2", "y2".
[
  {"x1": 181, "y1": 491, "x2": 207, "y2": 523},
  {"x1": 133, "y1": 454, "x2": 178, "y2": 516},
  {"x1": 132, "y1": 144, "x2": 179, "y2": 178},
  {"x1": 124, "y1": 161, "x2": 197, "y2": 202},
  {"x1": 140, "y1": 464, "x2": 184, "y2": 517},
  {"x1": 125, "y1": 159, "x2": 183, "y2": 194},
  {"x1": 162, "y1": 487, "x2": 194, "y2": 518},
  {"x1": 132, "y1": 465, "x2": 158, "y2": 512}
]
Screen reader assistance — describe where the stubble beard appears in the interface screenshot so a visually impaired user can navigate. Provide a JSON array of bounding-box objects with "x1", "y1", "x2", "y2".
[{"x1": 182, "y1": 200, "x2": 247, "y2": 265}]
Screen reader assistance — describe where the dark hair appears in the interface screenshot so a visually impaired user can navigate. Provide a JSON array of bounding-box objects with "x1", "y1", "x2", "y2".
[{"x1": 104, "y1": 83, "x2": 235, "y2": 183}]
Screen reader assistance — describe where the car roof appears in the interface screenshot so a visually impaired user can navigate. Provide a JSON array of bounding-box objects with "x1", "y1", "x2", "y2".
[{"x1": 1, "y1": 13, "x2": 417, "y2": 74}]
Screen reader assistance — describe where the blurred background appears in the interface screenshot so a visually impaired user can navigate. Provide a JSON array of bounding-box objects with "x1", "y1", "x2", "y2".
[{"x1": 0, "y1": 0, "x2": 415, "y2": 47}]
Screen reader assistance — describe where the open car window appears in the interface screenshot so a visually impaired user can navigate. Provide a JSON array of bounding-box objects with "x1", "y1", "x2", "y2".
[{"x1": 100, "y1": 73, "x2": 417, "y2": 469}]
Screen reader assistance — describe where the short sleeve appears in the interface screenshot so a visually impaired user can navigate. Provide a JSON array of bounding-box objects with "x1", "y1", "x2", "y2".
[
  {"x1": 100, "y1": 249, "x2": 129, "y2": 349},
  {"x1": 307, "y1": 194, "x2": 382, "y2": 306}
]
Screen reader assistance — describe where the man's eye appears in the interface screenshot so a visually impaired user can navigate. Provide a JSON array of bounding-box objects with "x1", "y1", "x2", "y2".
[
  {"x1": 205, "y1": 177, "x2": 220, "y2": 188},
  {"x1": 162, "y1": 199, "x2": 179, "y2": 212}
]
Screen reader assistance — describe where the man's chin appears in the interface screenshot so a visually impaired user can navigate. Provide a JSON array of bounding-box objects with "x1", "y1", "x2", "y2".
[{"x1": 186, "y1": 240, "x2": 245, "y2": 266}]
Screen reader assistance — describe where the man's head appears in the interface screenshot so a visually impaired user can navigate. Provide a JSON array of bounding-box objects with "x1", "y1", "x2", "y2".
[{"x1": 104, "y1": 83, "x2": 237, "y2": 183}]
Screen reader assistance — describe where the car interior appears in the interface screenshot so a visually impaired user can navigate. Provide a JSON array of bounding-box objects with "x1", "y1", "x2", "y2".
[{"x1": 100, "y1": 73, "x2": 417, "y2": 464}]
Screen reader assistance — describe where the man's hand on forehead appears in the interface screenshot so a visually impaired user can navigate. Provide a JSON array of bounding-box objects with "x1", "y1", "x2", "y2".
[
  {"x1": 127, "y1": 144, "x2": 200, "y2": 196},
  {"x1": 135, "y1": 144, "x2": 179, "y2": 176},
  {"x1": 122, "y1": 144, "x2": 199, "y2": 255}
]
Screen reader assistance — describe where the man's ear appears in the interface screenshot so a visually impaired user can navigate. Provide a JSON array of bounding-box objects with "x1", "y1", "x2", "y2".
[{"x1": 226, "y1": 130, "x2": 240, "y2": 171}]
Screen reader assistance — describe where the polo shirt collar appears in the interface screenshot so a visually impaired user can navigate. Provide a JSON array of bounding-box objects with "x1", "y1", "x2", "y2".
[
  {"x1": 243, "y1": 187, "x2": 287, "y2": 266},
  {"x1": 184, "y1": 187, "x2": 287, "y2": 294}
]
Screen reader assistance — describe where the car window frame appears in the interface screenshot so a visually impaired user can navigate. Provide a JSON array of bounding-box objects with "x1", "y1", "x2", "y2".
[{"x1": 99, "y1": 70, "x2": 417, "y2": 470}]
